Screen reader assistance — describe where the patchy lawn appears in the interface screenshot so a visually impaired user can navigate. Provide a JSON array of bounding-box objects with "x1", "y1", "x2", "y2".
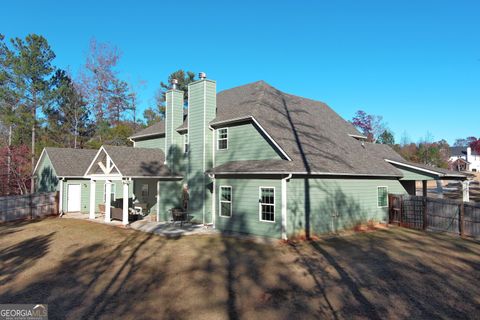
[{"x1": 0, "y1": 218, "x2": 479, "y2": 319}]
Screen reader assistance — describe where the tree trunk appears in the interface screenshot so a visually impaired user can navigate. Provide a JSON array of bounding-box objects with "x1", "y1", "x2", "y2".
[
  {"x1": 7, "y1": 125, "x2": 12, "y2": 195},
  {"x1": 30, "y1": 92, "x2": 36, "y2": 193}
]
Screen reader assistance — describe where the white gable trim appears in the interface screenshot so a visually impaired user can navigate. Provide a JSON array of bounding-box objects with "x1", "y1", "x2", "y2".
[
  {"x1": 385, "y1": 159, "x2": 441, "y2": 176},
  {"x1": 84, "y1": 146, "x2": 124, "y2": 177},
  {"x1": 33, "y1": 148, "x2": 47, "y2": 175},
  {"x1": 210, "y1": 116, "x2": 292, "y2": 161}
]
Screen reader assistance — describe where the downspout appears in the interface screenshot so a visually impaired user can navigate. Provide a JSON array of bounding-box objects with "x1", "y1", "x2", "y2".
[
  {"x1": 209, "y1": 124, "x2": 216, "y2": 226},
  {"x1": 281, "y1": 173, "x2": 292, "y2": 240},
  {"x1": 209, "y1": 172, "x2": 216, "y2": 228}
]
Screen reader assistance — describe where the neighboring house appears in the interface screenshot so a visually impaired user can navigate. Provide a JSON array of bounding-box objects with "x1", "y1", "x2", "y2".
[
  {"x1": 34, "y1": 76, "x2": 465, "y2": 239},
  {"x1": 449, "y1": 146, "x2": 480, "y2": 172}
]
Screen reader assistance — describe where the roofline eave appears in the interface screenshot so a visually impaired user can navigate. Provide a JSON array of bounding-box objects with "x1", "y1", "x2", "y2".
[
  {"x1": 209, "y1": 171, "x2": 402, "y2": 178},
  {"x1": 385, "y1": 159, "x2": 466, "y2": 179},
  {"x1": 129, "y1": 132, "x2": 166, "y2": 140}
]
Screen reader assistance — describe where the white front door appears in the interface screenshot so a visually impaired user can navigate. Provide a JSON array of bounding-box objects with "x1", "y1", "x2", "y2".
[{"x1": 67, "y1": 184, "x2": 81, "y2": 212}]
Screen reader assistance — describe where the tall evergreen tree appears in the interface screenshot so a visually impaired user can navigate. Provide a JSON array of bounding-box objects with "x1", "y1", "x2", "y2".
[
  {"x1": 4, "y1": 34, "x2": 56, "y2": 192},
  {"x1": 46, "y1": 70, "x2": 91, "y2": 148},
  {"x1": 377, "y1": 130, "x2": 395, "y2": 145},
  {"x1": 147, "y1": 70, "x2": 197, "y2": 120}
]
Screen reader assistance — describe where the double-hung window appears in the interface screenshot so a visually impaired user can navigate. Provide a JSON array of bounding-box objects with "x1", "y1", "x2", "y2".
[
  {"x1": 217, "y1": 128, "x2": 228, "y2": 150},
  {"x1": 377, "y1": 186, "x2": 388, "y2": 207},
  {"x1": 184, "y1": 134, "x2": 189, "y2": 153},
  {"x1": 219, "y1": 186, "x2": 232, "y2": 217},
  {"x1": 259, "y1": 187, "x2": 275, "y2": 222}
]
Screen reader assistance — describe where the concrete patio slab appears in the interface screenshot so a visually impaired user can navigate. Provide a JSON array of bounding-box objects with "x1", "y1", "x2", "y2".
[{"x1": 129, "y1": 220, "x2": 218, "y2": 238}]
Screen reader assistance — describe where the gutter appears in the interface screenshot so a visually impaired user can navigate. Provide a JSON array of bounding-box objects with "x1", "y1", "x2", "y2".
[
  {"x1": 281, "y1": 173, "x2": 292, "y2": 240},
  {"x1": 209, "y1": 171, "x2": 402, "y2": 177}
]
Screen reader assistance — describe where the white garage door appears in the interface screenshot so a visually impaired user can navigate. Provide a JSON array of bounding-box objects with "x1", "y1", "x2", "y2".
[{"x1": 67, "y1": 184, "x2": 81, "y2": 212}]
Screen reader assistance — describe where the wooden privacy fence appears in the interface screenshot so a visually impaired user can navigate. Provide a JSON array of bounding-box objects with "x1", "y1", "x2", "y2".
[
  {"x1": 389, "y1": 194, "x2": 480, "y2": 238},
  {"x1": 0, "y1": 192, "x2": 59, "y2": 223}
]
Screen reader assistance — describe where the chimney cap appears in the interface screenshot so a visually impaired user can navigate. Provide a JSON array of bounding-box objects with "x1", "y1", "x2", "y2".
[
  {"x1": 199, "y1": 72, "x2": 207, "y2": 80},
  {"x1": 171, "y1": 79, "x2": 178, "y2": 90}
]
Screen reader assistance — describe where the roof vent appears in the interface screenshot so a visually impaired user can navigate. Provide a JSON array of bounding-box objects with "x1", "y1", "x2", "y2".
[
  {"x1": 199, "y1": 72, "x2": 207, "y2": 80},
  {"x1": 172, "y1": 79, "x2": 178, "y2": 90}
]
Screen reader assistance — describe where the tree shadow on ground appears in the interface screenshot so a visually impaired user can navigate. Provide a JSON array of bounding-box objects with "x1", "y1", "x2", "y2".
[
  {"x1": 294, "y1": 228, "x2": 480, "y2": 319},
  {"x1": 0, "y1": 232, "x2": 55, "y2": 286}
]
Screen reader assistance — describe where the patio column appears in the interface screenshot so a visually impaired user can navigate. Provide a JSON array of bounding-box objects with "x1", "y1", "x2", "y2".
[
  {"x1": 122, "y1": 180, "x2": 130, "y2": 225},
  {"x1": 89, "y1": 180, "x2": 96, "y2": 219},
  {"x1": 59, "y1": 178, "x2": 64, "y2": 213},
  {"x1": 105, "y1": 180, "x2": 112, "y2": 222}
]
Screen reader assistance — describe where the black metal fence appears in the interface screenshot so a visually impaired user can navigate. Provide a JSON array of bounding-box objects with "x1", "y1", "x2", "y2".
[
  {"x1": 0, "y1": 192, "x2": 59, "y2": 223},
  {"x1": 389, "y1": 194, "x2": 480, "y2": 239}
]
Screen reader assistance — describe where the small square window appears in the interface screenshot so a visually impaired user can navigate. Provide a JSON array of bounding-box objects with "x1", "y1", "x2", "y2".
[
  {"x1": 220, "y1": 186, "x2": 232, "y2": 217},
  {"x1": 377, "y1": 186, "x2": 388, "y2": 207},
  {"x1": 217, "y1": 128, "x2": 228, "y2": 150}
]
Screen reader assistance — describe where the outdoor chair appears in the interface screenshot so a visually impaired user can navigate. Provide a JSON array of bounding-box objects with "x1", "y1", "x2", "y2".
[
  {"x1": 111, "y1": 207, "x2": 123, "y2": 221},
  {"x1": 170, "y1": 208, "x2": 189, "y2": 226}
]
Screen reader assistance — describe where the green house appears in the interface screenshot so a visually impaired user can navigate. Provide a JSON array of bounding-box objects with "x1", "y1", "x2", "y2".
[{"x1": 34, "y1": 76, "x2": 465, "y2": 239}]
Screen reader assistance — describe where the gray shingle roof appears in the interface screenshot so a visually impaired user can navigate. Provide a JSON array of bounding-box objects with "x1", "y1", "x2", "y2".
[
  {"x1": 366, "y1": 143, "x2": 466, "y2": 178},
  {"x1": 209, "y1": 81, "x2": 401, "y2": 176},
  {"x1": 44, "y1": 147, "x2": 98, "y2": 177},
  {"x1": 129, "y1": 121, "x2": 165, "y2": 139},
  {"x1": 102, "y1": 146, "x2": 179, "y2": 177},
  {"x1": 128, "y1": 80, "x2": 466, "y2": 177},
  {"x1": 450, "y1": 146, "x2": 479, "y2": 156}
]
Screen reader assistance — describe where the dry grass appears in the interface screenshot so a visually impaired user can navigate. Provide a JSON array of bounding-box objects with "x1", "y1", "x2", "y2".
[{"x1": 1, "y1": 218, "x2": 479, "y2": 319}]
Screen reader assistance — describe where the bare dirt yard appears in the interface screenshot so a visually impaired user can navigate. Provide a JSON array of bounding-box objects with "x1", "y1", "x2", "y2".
[{"x1": 1, "y1": 218, "x2": 479, "y2": 319}]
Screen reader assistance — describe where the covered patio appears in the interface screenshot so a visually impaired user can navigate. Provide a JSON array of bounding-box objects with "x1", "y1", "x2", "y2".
[{"x1": 84, "y1": 145, "x2": 183, "y2": 225}]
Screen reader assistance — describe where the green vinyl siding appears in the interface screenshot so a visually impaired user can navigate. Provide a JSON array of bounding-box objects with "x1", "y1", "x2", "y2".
[
  {"x1": 134, "y1": 137, "x2": 165, "y2": 151},
  {"x1": 157, "y1": 180, "x2": 183, "y2": 221},
  {"x1": 215, "y1": 122, "x2": 284, "y2": 166},
  {"x1": 63, "y1": 179, "x2": 134, "y2": 214},
  {"x1": 215, "y1": 178, "x2": 282, "y2": 238},
  {"x1": 397, "y1": 167, "x2": 436, "y2": 181},
  {"x1": 187, "y1": 79, "x2": 216, "y2": 223},
  {"x1": 92, "y1": 180, "x2": 132, "y2": 211},
  {"x1": 133, "y1": 179, "x2": 161, "y2": 217},
  {"x1": 63, "y1": 179, "x2": 90, "y2": 212},
  {"x1": 287, "y1": 178, "x2": 407, "y2": 237},
  {"x1": 35, "y1": 152, "x2": 59, "y2": 192}
]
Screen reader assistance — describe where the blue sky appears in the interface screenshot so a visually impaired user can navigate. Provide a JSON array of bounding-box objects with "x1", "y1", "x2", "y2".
[{"x1": 1, "y1": 0, "x2": 479, "y2": 144}]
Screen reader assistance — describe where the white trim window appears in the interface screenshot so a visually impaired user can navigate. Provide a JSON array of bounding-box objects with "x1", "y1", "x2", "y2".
[
  {"x1": 104, "y1": 183, "x2": 116, "y2": 203},
  {"x1": 184, "y1": 134, "x2": 189, "y2": 154},
  {"x1": 377, "y1": 186, "x2": 388, "y2": 207},
  {"x1": 217, "y1": 128, "x2": 228, "y2": 150},
  {"x1": 219, "y1": 186, "x2": 232, "y2": 217},
  {"x1": 259, "y1": 187, "x2": 275, "y2": 222}
]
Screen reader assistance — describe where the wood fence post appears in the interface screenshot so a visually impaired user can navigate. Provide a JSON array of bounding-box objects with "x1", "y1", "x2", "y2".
[
  {"x1": 459, "y1": 201, "x2": 465, "y2": 238},
  {"x1": 423, "y1": 198, "x2": 427, "y2": 231},
  {"x1": 29, "y1": 193, "x2": 33, "y2": 220},
  {"x1": 422, "y1": 181, "x2": 428, "y2": 230}
]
